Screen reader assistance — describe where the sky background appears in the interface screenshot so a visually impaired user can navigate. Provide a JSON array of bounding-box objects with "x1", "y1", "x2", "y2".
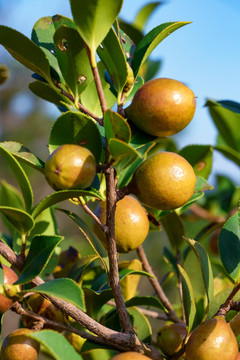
[{"x1": 0, "y1": 0, "x2": 240, "y2": 184}]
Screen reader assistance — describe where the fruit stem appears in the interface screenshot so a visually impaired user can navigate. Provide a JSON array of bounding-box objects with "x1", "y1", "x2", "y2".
[
  {"x1": 137, "y1": 245, "x2": 181, "y2": 323},
  {"x1": 216, "y1": 283, "x2": 240, "y2": 317}
]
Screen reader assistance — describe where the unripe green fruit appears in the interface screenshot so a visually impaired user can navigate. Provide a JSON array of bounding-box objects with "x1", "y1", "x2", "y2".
[
  {"x1": 93, "y1": 195, "x2": 149, "y2": 253},
  {"x1": 157, "y1": 323, "x2": 187, "y2": 356},
  {"x1": 110, "y1": 352, "x2": 151, "y2": 360},
  {"x1": 126, "y1": 78, "x2": 196, "y2": 137},
  {"x1": 130, "y1": 152, "x2": 196, "y2": 210},
  {"x1": 44, "y1": 144, "x2": 96, "y2": 190},
  {"x1": 185, "y1": 316, "x2": 238, "y2": 360},
  {"x1": 1, "y1": 328, "x2": 40, "y2": 360},
  {"x1": 0, "y1": 265, "x2": 19, "y2": 313}
]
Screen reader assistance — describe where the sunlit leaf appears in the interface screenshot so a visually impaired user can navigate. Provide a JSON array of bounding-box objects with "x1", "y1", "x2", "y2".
[{"x1": 0, "y1": 207, "x2": 34, "y2": 235}]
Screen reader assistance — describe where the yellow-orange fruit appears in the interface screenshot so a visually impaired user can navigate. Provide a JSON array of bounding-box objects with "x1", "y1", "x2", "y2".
[
  {"x1": 1, "y1": 328, "x2": 40, "y2": 360},
  {"x1": 126, "y1": 78, "x2": 196, "y2": 137},
  {"x1": 130, "y1": 152, "x2": 196, "y2": 210},
  {"x1": 44, "y1": 144, "x2": 96, "y2": 190},
  {"x1": 157, "y1": 323, "x2": 187, "y2": 356},
  {"x1": 0, "y1": 265, "x2": 19, "y2": 313},
  {"x1": 185, "y1": 316, "x2": 238, "y2": 360},
  {"x1": 119, "y1": 259, "x2": 142, "y2": 300},
  {"x1": 110, "y1": 352, "x2": 151, "y2": 360},
  {"x1": 94, "y1": 195, "x2": 149, "y2": 253}
]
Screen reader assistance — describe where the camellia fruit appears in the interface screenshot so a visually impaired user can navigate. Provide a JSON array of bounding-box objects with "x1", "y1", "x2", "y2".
[
  {"x1": 157, "y1": 322, "x2": 187, "y2": 356},
  {"x1": 125, "y1": 78, "x2": 196, "y2": 137},
  {"x1": 94, "y1": 195, "x2": 149, "y2": 253},
  {"x1": 44, "y1": 144, "x2": 96, "y2": 190},
  {"x1": 130, "y1": 152, "x2": 196, "y2": 210},
  {"x1": 1, "y1": 328, "x2": 40, "y2": 360},
  {"x1": 110, "y1": 352, "x2": 151, "y2": 360},
  {"x1": 185, "y1": 316, "x2": 239, "y2": 360},
  {"x1": 0, "y1": 265, "x2": 20, "y2": 313}
]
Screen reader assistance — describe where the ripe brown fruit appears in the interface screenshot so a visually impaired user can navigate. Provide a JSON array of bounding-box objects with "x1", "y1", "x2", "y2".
[
  {"x1": 1, "y1": 328, "x2": 40, "y2": 360},
  {"x1": 125, "y1": 78, "x2": 196, "y2": 137},
  {"x1": 110, "y1": 352, "x2": 151, "y2": 360},
  {"x1": 185, "y1": 316, "x2": 238, "y2": 360},
  {"x1": 0, "y1": 265, "x2": 19, "y2": 313},
  {"x1": 157, "y1": 322, "x2": 187, "y2": 356},
  {"x1": 44, "y1": 144, "x2": 96, "y2": 190},
  {"x1": 94, "y1": 195, "x2": 149, "y2": 253},
  {"x1": 130, "y1": 152, "x2": 196, "y2": 210}
]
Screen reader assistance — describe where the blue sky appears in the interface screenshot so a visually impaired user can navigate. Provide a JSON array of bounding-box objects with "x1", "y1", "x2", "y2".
[{"x1": 0, "y1": 0, "x2": 240, "y2": 183}]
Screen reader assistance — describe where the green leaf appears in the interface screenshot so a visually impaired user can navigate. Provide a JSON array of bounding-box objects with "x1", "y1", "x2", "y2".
[
  {"x1": 194, "y1": 176, "x2": 213, "y2": 193},
  {"x1": 118, "y1": 19, "x2": 143, "y2": 45},
  {"x1": 109, "y1": 138, "x2": 139, "y2": 160},
  {"x1": 184, "y1": 238, "x2": 214, "y2": 307},
  {"x1": 140, "y1": 58, "x2": 162, "y2": 82},
  {"x1": 32, "y1": 188, "x2": 103, "y2": 218},
  {"x1": 29, "y1": 81, "x2": 70, "y2": 108},
  {"x1": 131, "y1": 22, "x2": 191, "y2": 77},
  {"x1": 117, "y1": 29, "x2": 136, "y2": 64},
  {"x1": 206, "y1": 99, "x2": 240, "y2": 152},
  {"x1": 219, "y1": 212, "x2": 240, "y2": 282},
  {"x1": 1, "y1": 181, "x2": 25, "y2": 210},
  {"x1": 177, "y1": 264, "x2": 197, "y2": 331},
  {"x1": 214, "y1": 144, "x2": 240, "y2": 167},
  {"x1": 84, "y1": 288, "x2": 113, "y2": 319},
  {"x1": 28, "y1": 207, "x2": 58, "y2": 242},
  {"x1": 49, "y1": 111, "x2": 103, "y2": 162},
  {"x1": 124, "y1": 76, "x2": 144, "y2": 103},
  {"x1": 97, "y1": 27, "x2": 127, "y2": 100},
  {"x1": 125, "y1": 295, "x2": 165, "y2": 311},
  {"x1": 15, "y1": 235, "x2": 63, "y2": 285},
  {"x1": 69, "y1": 254, "x2": 99, "y2": 282},
  {"x1": 0, "y1": 207, "x2": 34, "y2": 235},
  {"x1": 20, "y1": 278, "x2": 85, "y2": 311},
  {"x1": 31, "y1": 15, "x2": 77, "y2": 84},
  {"x1": 70, "y1": 0, "x2": 123, "y2": 66},
  {"x1": 206, "y1": 285, "x2": 235, "y2": 320},
  {"x1": 58, "y1": 209, "x2": 109, "y2": 275},
  {"x1": 29, "y1": 330, "x2": 83, "y2": 360},
  {"x1": 54, "y1": 26, "x2": 93, "y2": 99},
  {"x1": 80, "y1": 61, "x2": 116, "y2": 118},
  {"x1": 160, "y1": 211, "x2": 185, "y2": 249},
  {"x1": 178, "y1": 145, "x2": 213, "y2": 179},
  {"x1": 0, "y1": 25, "x2": 52, "y2": 83},
  {"x1": 0, "y1": 145, "x2": 33, "y2": 211},
  {"x1": 0, "y1": 141, "x2": 45, "y2": 173},
  {"x1": 104, "y1": 109, "x2": 131, "y2": 143},
  {"x1": 133, "y1": 2, "x2": 162, "y2": 31}
]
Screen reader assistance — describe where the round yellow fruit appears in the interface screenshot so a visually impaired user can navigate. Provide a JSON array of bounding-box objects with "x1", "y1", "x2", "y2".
[
  {"x1": 94, "y1": 195, "x2": 149, "y2": 253},
  {"x1": 130, "y1": 152, "x2": 196, "y2": 210},
  {"x1": 44, "y1": 144, "x2": 96, "y2": 190},
  {"x1": 110, "y1": 352, "x2": 150, "y2": 360},
  {"x1": 157, "y1": 322, "x2": 187, "y2": 356},
  {"x1": 125, "y1": 78, "x2": 196, "y2": 137},
  {"x1": 1, "y1": 328, "x2": 40, "y2": 360},
  {"x1": 185, "y1": 316, "x2": 239, "y2": 360}
]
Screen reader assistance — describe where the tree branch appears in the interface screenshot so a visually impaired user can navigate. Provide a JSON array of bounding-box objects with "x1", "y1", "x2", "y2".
[{"x1": 137, "y1": 245, "x2": 181, "y2": 323}]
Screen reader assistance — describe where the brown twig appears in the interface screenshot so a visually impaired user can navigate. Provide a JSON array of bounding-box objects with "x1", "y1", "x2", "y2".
[
  {"x1": 81, "y1": 203, "x2": 107, "y2": 233},
  {"x1": 215, "y1": 283, "x2": 240, "y2": 317},
  {"x1": 137, "y1": 245, "x2": 181, "y2": 323},
  {"x1": 190, "y1": 204, "x2": 225, "y2": 223}
]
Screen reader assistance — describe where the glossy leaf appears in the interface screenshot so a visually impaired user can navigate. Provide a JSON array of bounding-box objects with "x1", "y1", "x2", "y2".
[
  {"x1": 29, "y1": 81, "x2": 71, "y2": 108},
  {"x1": 177, "y1": 264, "x2": 197, "y2": 331},
  {"x1": 125, "y1": 295, "x2": 165, "y2": 311},
  {"x1": 48, "y1": 111, "x2": 102, "y2": 162},
  {"x1": 109, "y1": 138, "x2": 139, "y2": 160},
  {"x1": 118, "y1": 28, "x2": 136, "y2": 64},
  {"x1": 70, "y1": 0, "x2": 123, "y2": 66},
  {"x1": 80, "y1": 61, "x2": 116, "y2": 117},
  {"x1": 20, "y1": 278, "x2": 85, "y2": 311},
  {"x1": 31, "y1": 15, "x2": 77, "y2": 83},
  {"x1": 0, "y1": 141, "x2": 45, "y2": 173},
  {"x1": 104, "y1": 109, "x2": 131, "y2": 143},
  {"x1": 0, "y1": 145, "x2": 33, "y2": 211},
  {"x1": 84, "y1": 288, "x2": 113, "y2": 319},
  {"x1": 140, "y1": 58, "x2": 162, "y2": 82},
  {"x1": 194, "y1": 176, "x2": 213, "y2": 193},
  {"x1": 54, "y1": 26, "x2": 93, "y2": 98},
  {"x1": 29, "y1": 330, "x2": 83, "y2": 360},
  {"x1": 0, "y1": 207, "x2": 34, "y2": 235},
  {"x1": 133, "y1": 2, "x2": 162, "y2": 31},
  {"x1": 1, "y1": 181, "x2": 24, "y2": 210},
  {"x1": 58, "y1": 209, "x2": 109, "y2": 274},
  {"x1": 16, "y1": 235, "x2": 63, "y2": 284},
  {"x1": 124, "y1": 76, "x2": 144, "y2": 103},
  {"x1": 163, "y1": 247, "x2": 179, "y2": 276},
  {"x1": 219, "y1": 212, "x2": 240, "y2": 282},
  {"x1": 117, "y1": 157, "x2": 143, "y2": 188},
  {"x1": 207, "y1": 285, "x2": 235, "y2": 320},
  {"x1": 206, "y1": 99, "x2": 240, "y2": 152},
  {"x1": 178, "y1": 145, "x2": 213, "y2": 179},
  {"x1": 69, "y1": 254, "x2": 99, "y2": 282},
  {"x1": 161, "y1": 211, "x2": 185, "y2": 249},
  {"x1": 118, "y1": 19, "x2": 143, "y2": 45},
  {"x1": 214, "y1": 144, "x2": 240, "y2": 167},
  {"x1": 184, "y1": 238, "x2": 214, "y2": 306},
  {"x1": 131, "y1": 22, "x2": 191, "y2": 77},
  {"x1": 97, "y1": 27, "x2": 127, "y2": 101},
  {"x1": 32, "y1": 188, "x2": 103, "y2": 218},
  {"x1": 0, "y1": 25, "x2": 52, "y2": 83}
]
